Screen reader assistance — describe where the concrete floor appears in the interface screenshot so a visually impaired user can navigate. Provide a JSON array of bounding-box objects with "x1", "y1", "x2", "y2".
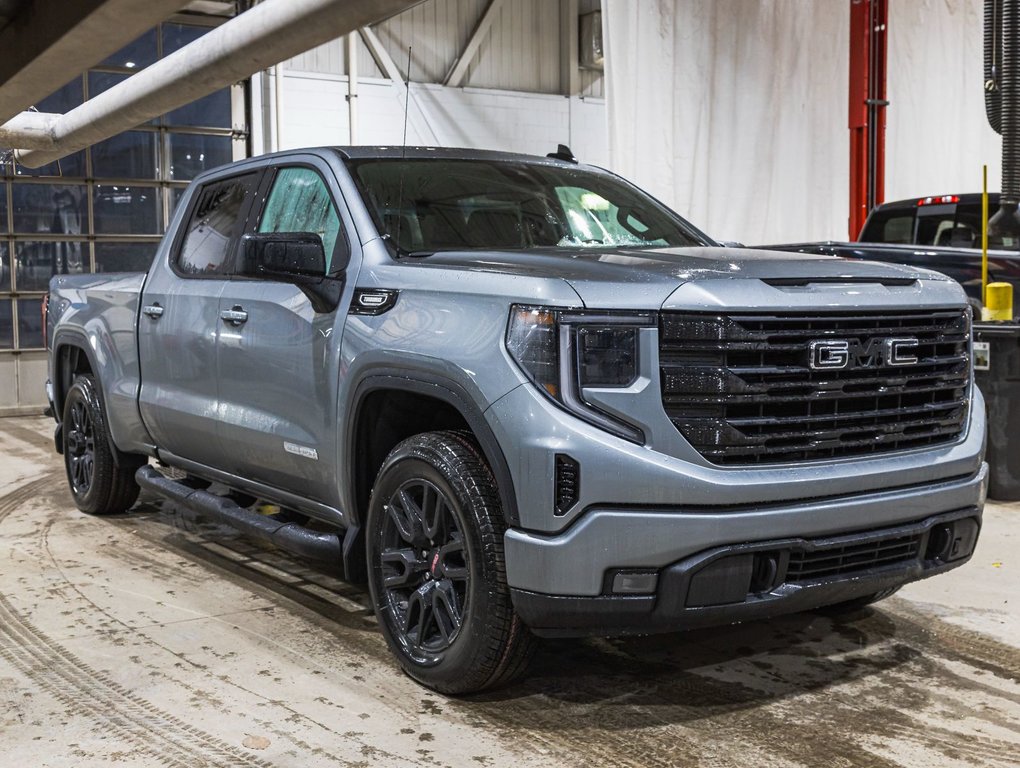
[{"x1": 1, "y1": 415, "x2": 1018, "y2": 768}]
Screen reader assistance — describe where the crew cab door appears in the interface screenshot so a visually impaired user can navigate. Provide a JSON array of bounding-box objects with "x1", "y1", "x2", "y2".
[
  {"x1": 138, "y1": 171, "x2": 262, "y2": 467},
  {"x1": 214, "y1": 160, "x2": 353, "y2": 505}
]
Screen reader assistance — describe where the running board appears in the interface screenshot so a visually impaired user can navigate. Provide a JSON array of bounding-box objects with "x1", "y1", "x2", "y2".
[{"x1": 135, "y1": 465, "x2": 344, "y2": 568}]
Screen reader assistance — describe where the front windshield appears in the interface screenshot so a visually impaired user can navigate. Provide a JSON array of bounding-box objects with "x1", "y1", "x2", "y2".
[{"x1": 347, "y1": 157, "x2": 708, "y2": 253}]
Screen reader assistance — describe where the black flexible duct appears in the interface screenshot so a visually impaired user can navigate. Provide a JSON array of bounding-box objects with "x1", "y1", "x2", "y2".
[
  {"x1": 986, "y1": 0, "x2": 1002, "y2": 135},
  {"x1": 989, "y1": 0, "x2": 1020, "y2": 239}
]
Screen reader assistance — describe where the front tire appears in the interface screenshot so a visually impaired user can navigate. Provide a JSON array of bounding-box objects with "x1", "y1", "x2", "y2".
[
  {"x1": 366, "y1": 431, "x2": 534, "y2": 694},
  {"x1": 62, "y1": 374, "x2": 141, "y2": 515}
]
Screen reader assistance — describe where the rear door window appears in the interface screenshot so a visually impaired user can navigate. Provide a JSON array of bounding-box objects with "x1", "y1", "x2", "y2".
[
  {"x1": 176, "y1": 173, "x2": 259, "y2": 275},
  {"x1": 257, "y1": 167, "x2": 343, "y2": 273}
]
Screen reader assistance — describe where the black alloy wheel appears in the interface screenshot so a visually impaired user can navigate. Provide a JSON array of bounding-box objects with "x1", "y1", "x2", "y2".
[
  {"x1": 66, "y1": 397, "x2": 96, "y2": 496},
  {"x1": 366, "y1": 431, "x2": 535, "y2": 694},
  {"x1": 379, "y1": 478, "x2": 469, "y2": 663},
  {"x1": 62, "y1": 374, "x2": 142, "y2": 515}
]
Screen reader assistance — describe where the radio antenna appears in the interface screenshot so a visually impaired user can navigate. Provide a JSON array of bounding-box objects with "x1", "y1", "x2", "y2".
[{"x1": 394, "y1": 45, "x2": 412, "y2": 254}]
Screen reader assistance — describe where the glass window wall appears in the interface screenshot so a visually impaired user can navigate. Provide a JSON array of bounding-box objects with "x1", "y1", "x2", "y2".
[{"x1": 0, "y1": 16, "x2": 247, "y2": 351}]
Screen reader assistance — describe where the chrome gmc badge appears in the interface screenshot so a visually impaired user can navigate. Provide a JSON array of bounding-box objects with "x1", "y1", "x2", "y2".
[{"x1": 808, "y1": 337, "x2": 919, "y2": 370}]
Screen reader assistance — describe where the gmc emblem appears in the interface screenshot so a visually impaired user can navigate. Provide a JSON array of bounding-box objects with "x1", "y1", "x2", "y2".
[{"x1": 808, "y1": 337, "x2": 919, "y2": 370}]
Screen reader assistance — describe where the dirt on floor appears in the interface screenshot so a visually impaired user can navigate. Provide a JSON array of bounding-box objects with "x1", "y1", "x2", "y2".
[{"x1": 1, "y1": 415, "x2": 1018, "y2": 767}]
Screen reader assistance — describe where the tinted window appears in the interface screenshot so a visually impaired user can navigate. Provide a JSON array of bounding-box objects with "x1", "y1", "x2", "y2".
[
  {"x1": 860, "y1": 209, "x2": 914, "y2": 243},
  {"x1": 177, "y1": 174, "x2": 258, "y2": 275},
  {"x1": 258, "y1": 168, "x2": 342, "y2": 272},
  {"x1": 349, "y1": 159, "x2": 704, "y2": 253}
]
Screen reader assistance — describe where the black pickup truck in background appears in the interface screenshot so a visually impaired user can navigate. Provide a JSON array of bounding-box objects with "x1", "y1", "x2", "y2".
[{"x1": 765, "y1": 194, "x2": 1020, "y2": 309}]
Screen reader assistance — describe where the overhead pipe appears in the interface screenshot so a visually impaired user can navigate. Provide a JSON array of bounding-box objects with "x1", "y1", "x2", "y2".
[
  {"x1": 9, "y1": 0, "x2": 421, "y2": 167},
  {"x1": 0, "y1": 111, "x2": 58, "y2": 151},
  {"x1": 0, "y1": 0, "x2": 192, "y2": 126}
]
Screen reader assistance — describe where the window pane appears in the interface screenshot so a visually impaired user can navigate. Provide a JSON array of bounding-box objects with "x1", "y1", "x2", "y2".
[
  {"x1": 14, "y1": 241, "x2": 89, "y2": 291},
  {"x1": 161, "y1": 22, "x2": 207, "y2": 55},
  {"x1": 0, "y1": 301, "x2": 12, "y2": 349},
  {"x1": 96, "y1": 242, "x2": 158, "y2": 273},
  {"x1": 167, "y1": 89, "x2": 231, "y2": 128},
  {"x1": 12, "y1": 184, "x2": 88, "y2": 235},
  {"x1": 259, "y1": 167, "x2": 341, "y2": 272},
  {"x1": 101, "y1": 29, "x2": 157, "y2": 70},
  {"x1": 94, "y1": 185, "x2": 160, "y2": 234},
  {"x1": 169, "y1": 133, "x2": 232, "y2": 180},
  {"x1": 17, "y1": 298, "x2": 44, "y2": 349},
  {"x1": 91, "y1": 131, "x2": 159, "y2": 179},
  {"x1": 177, "y1": 174, "x2": 258, "y2": 275},
  {"x1": 0, "y1": 184, "x2": 6, "y2": 233},
  {"x1": 0, "y1": 243, "x2": 9, "y2": 292},
  {"x1": 35, "y1": 78, "x2": 83, "y2": 113}
]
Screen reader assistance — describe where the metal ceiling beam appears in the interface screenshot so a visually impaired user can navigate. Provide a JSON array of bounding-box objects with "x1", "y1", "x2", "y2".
[
  {"x1": 443, "y1": 0, "x2": 506, "y2": 88},
  {"x1": 0, "y1": 0, "x2": 192, "y2": 125},
  {"x1": 9, "y1": 0, "x2": 422, "y2": 167}
]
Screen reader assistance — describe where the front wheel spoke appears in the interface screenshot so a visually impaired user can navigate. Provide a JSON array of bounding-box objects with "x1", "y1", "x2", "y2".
[
  {"x1": 386, "y1": 496, "x2": 418, "y2": 543},
  {"x1": 421, "y1": 486, "x2": 443, "y2": 541},
  {"x1": 437, "y1": 539, "x2": 468, "y2": 580},
  {"x1": 432, "y1": 581, "x2": 462, "y2": 645},
  {"x1": 381, "y1": 547, "x2": 424, "y2": 588},
  {"x1": 403, "y1": 583, "x2": 434, "y2": 646}
]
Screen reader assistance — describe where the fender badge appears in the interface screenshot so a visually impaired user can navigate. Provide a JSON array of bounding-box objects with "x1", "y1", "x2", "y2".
[{"x1": 283, "y1": 442, "x2": 319, "y2": 460}]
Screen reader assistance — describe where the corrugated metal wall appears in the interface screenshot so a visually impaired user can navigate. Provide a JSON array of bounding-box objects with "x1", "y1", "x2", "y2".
[{"x1": 284, "y1": 0, "x2": 605, "y2": 97}]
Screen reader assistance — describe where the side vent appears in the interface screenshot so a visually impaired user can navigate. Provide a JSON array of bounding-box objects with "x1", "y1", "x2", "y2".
[{"x1": 554, "y1": 454, "x2": 580, "y2": 516}]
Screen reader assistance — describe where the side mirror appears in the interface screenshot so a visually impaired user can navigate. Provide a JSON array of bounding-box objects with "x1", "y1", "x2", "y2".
[
  {"x1": 240, "y1": 232, "x2": 327, "y2": 280},
  {"x1": 239, "y1": 232, "x2": 342, "y2": 313}
]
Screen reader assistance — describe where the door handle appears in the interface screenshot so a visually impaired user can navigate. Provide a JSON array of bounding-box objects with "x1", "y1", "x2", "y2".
[
  {"x1": 142, "y1": 303, "x2": 164, "y2": 318},
  {"x1": 220, "y1": 306, "x2": 248, "y2": 326}
]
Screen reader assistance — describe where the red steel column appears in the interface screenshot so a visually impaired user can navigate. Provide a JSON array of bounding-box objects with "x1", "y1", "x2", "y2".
[{"x1": 848, "y1": 0, "x2": 888, "y2": 240}]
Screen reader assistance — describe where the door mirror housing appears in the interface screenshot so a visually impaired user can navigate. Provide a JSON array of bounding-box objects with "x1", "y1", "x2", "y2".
[
  {"x1": 239, "y1": 233, "x2": 342, "y2": 313},
  {"x1": 240, "y1": 232, "x2": 327, "y2": 280}
]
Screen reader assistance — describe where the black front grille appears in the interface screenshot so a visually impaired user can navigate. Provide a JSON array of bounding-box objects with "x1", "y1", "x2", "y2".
[
  {"x1": 659, "y1": 308, "x2": 970, "y2": 464},
  {"x1": 786, "y1": 533, "x2": 924, "y2": 582}
]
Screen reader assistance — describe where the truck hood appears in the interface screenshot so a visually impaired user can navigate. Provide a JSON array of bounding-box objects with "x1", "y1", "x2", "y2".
[{"x1": 419, "y1": 246, "x2": 952, "y2": 308}]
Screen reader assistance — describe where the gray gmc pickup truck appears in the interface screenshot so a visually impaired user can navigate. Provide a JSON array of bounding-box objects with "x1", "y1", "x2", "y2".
[{"x1": 45, "y1": 147, "x2": 987, "y2": 693}]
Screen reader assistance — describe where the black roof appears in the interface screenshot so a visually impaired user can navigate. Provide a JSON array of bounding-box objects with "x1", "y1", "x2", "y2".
[
  {"x1": 877, "y1": 192, "x2": 1000, "y2": 210},
  {"x1": 333, "y1": 145, "x2": 586, "y2": 167}
]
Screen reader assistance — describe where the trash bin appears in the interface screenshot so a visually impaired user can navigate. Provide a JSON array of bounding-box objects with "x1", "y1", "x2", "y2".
[{"x1": 973, "y1": 321, "x2": 1020, "y2": 501}]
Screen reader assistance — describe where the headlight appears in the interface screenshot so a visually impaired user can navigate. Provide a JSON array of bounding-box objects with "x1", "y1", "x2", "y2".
[{"x1": 506, "y1": 305, "x2": 653, "y2": 442}]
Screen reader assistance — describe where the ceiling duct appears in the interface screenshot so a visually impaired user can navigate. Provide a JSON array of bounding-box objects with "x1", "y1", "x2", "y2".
[{"x1": 5, "y1": 0, "x2": 421, "y2": 168}]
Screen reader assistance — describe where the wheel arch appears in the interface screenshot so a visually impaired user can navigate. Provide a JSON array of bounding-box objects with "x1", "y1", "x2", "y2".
[
  {"x1": 51, "y1": 331, "x2": 139, "y2": 466},
  {"x1": 346, "y1": 372, "x2": 520, "y2": 534},
  {"x1": 51, "y1": 330, "x2": 99, "y2": 425}
]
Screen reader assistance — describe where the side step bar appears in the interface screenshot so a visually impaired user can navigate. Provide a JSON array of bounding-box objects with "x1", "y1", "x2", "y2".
[{"x1": 135, "y1": 465, "x2": 344, "y2": 567}]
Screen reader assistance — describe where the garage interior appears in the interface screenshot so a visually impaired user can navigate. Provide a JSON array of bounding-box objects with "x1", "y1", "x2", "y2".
[{"x1": 0, "y1": 1, "x2": 1018, "y2": 766}]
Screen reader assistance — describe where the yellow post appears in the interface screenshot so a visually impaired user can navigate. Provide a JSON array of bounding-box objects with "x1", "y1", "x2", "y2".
[
  {"x1": 986, "y1": 282, "x2": 1014, "y2": 321},
  {"x1": 982, "y1": 164, "x2": 989, "y2": 308}
]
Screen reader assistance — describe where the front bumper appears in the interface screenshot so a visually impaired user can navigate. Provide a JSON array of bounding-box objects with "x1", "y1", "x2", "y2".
[{"x1": 512, "y1": 506, "x2": 982, "y2": 637}]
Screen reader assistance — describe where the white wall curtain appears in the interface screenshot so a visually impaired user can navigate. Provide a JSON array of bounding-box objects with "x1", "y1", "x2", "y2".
[
  {"x1": 603, "y1": 0, "x2": 849, "y2": 245},
  {"x1": 886, "y1": 0, "x2": 1001, "y2": 201}
]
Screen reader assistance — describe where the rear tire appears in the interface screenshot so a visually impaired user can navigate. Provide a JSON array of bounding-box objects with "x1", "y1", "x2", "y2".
[
  {"x1": 62, "y1": 374, "x2": 142, "y2": 515},
  {"x1": 366, "y1": 431, "x2": 535, "y2": 694}
]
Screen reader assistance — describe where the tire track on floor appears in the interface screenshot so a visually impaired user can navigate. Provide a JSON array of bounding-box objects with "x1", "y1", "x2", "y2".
[
  {"x1": 0, "y1": 474, "x2": 59, "y2": 523},
  {"x1": 0, "y1": 591, "x2": 273, "y2": 768},
  {"x1": 0, "y1": 476, "x2": 278, "y2": 767}
]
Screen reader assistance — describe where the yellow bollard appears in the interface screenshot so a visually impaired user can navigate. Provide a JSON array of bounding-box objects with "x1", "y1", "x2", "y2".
[{"x1": 983, "y1": 282, "x2": 1014, "y2": 321}]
